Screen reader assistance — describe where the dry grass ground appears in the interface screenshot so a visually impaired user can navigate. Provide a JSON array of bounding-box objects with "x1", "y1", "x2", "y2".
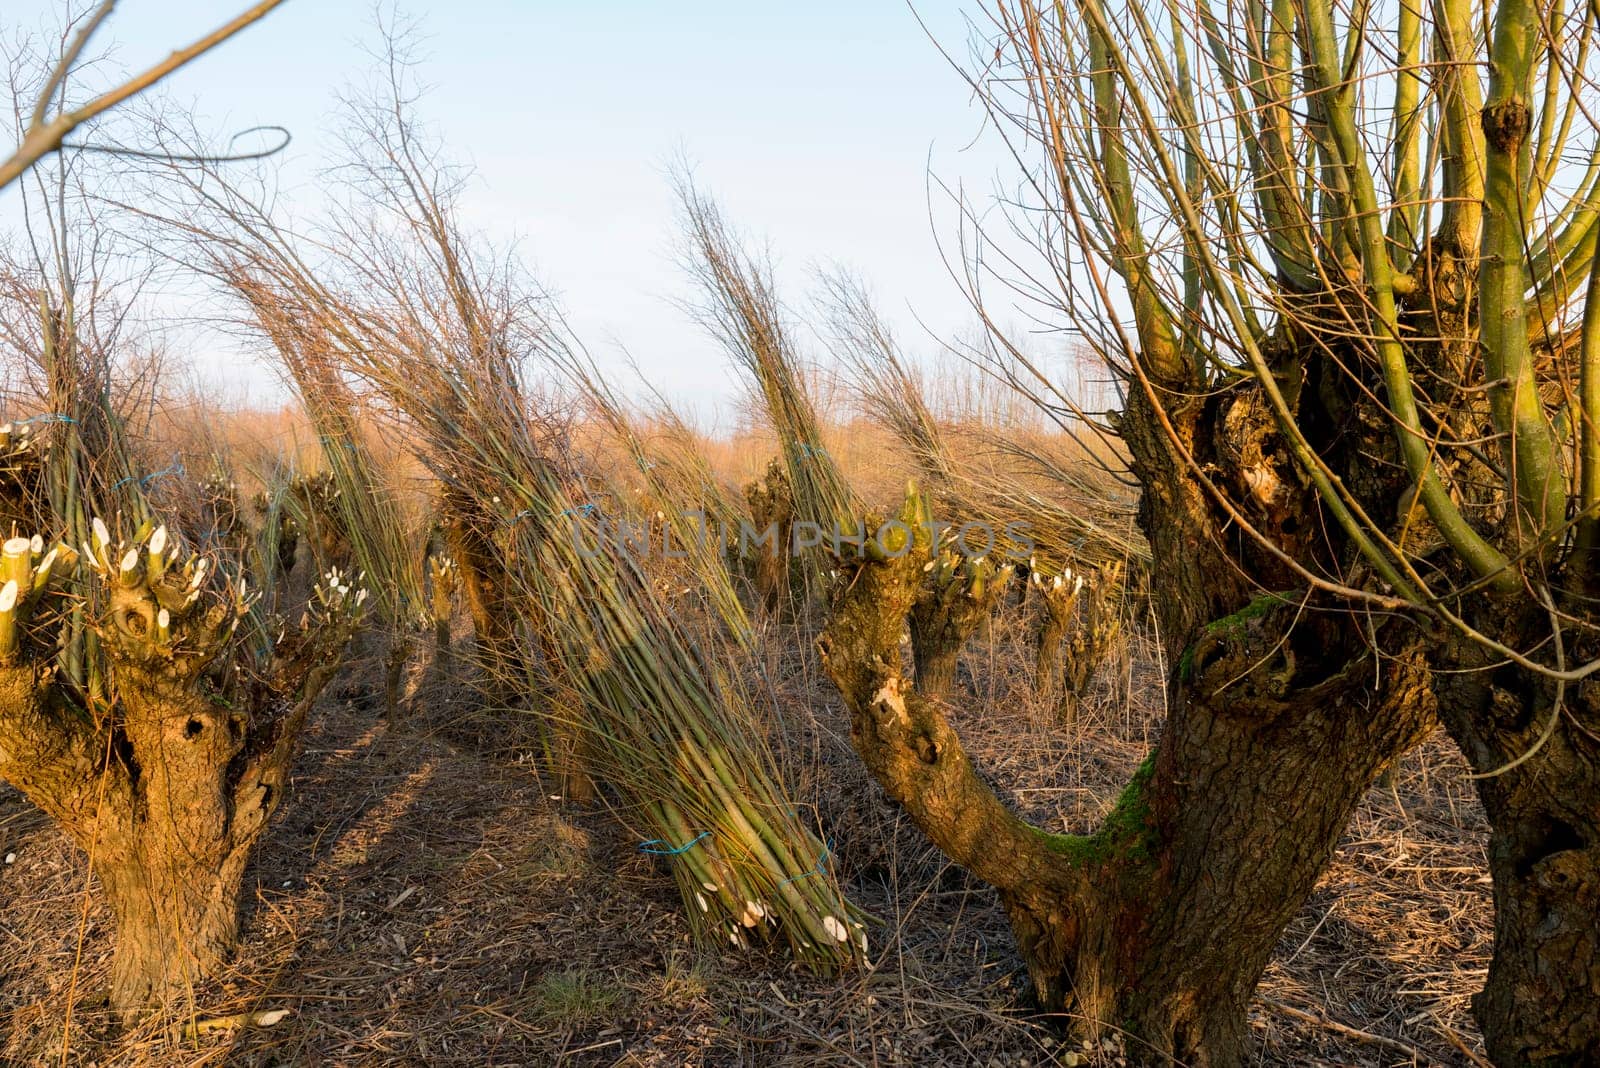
[{"x1": 0, "y1": 598, "x2": 1491, "y2": 1066}]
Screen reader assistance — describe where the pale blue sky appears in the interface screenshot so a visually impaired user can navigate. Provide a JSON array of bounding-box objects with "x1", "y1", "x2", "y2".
[{"x1": 2, "y1": 2, "x2": 1019, "y2": 424}]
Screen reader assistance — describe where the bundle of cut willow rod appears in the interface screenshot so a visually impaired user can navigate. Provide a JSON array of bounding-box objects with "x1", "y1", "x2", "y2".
[
  {"x1": 828, "y1": 278, "x2": 1146, "y2": 576},
  {"x1": 645, "y1": 402, "x2": 750, "y2": 541},
  {"x1": 190, "y1": 157, "x2": 866, "y2": 965},
  {"x1": 227, "y1": 270, "x2": 429, "y2": 632},
  {"x1": 679, "y1": 185, "x2": 860, "y2": 578},
  {"x1": 372, "y1": 334, "x2": 866, "y2": 969},
  {"x1": 557, "y1": 354, "x2": 754, "y2": 652}
]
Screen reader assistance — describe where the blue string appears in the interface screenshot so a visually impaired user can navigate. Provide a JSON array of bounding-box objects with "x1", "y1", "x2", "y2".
[
  {"x1": 796, "y1": 441, "x2": 829, "y2": 461},
  {"x1": 13, "y1": 413, "x2": 74, "y2": 426},
  {"x1": 112, "y1": 461, "x2": 184, "y2": 491},
  {"x1": 147, "y1": 464, "x2": 183, "y2": 486},
  {"x1": 780, "y1": 839, "x2": 833, "y2": 885},
  {"x1": 638, "y1": 830, "x2": 710, "y2": 856}
]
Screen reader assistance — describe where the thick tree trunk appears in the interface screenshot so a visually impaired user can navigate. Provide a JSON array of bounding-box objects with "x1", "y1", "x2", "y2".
[
  {"x1": 96, "y1": 831, "x2": 245, "y2": 1014},
  {"x1": 743, "y1": 458, "x2": 797, "y2": 616},
  {"x1": 1019, "y1": 628, "x2": 1432, "y2": 1063},
  {"x1": 94, "y1": 665, "x2": 262, "y2": 1018},
  {"x1": 1, "y1": 666, "x2": 258, "y2": 1019},
  {"x1": 1434, "y1": 625, "x2": 1600, "y2": 1066},
  {"x1": 821, "y1": 511, "x2": 1435, "y2": 1066},
  {"x1": 1, "y1": 651, "x2": 326, "y2": 1019}
]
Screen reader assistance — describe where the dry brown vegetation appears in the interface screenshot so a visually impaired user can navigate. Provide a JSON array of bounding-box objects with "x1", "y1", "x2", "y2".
[
  {"x1": 8, "y1": 0, "x2": 1600, "y2": 1061},
  {"x1": 0, "y1": 403, "x2": 1491, "y2": 1066}
]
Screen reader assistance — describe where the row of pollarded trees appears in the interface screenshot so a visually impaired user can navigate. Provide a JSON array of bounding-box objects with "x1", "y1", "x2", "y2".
[{"x1": 6, "y1": 2, "x2": 1600, "y2": 1064}]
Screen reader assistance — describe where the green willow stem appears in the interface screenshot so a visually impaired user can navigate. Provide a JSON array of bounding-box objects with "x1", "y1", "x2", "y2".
[
  {"x1": 1301, "y1": 0, "x2": 1515, "y2": 585},
  {"x1": 1481, "y1": 0, "x2": 1568, "y2": 540}
]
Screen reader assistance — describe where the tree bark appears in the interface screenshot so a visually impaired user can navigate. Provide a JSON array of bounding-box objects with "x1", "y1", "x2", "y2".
[
  {"x1": 93, "y1": 663, "x2": 268, "y2": 1017},
  {"x1": 1434, "y1": 621, "x2": 1600, "y2": 1066},
  {"x1": 0, "y1": 580, "x2": 344, "y2": 1019},
  {"x1": 743, "y1": 458, "x2": 797, "y2": 616},
  {"x1": 1032, "y1": 577, "x2": 1081, "y2": 717},
  {"x1": 908, "y1": 627, "x2": 960, "y2": 698},
  {"x1": 442, "y1": 496, "x2": 526, "y2": 698},
  {"x1": 820, "y1": 506, "x2": 1435, "y2": 1066},
  {"x1": 0, "y1": 660, "x2": 261, "y2": 1018},
  {"x1": 907, "y1": 555, "x2": 1008, "y2": 701},
  {"x1": 96, "y1": 824, "x2": 245, "y2": 1014}
]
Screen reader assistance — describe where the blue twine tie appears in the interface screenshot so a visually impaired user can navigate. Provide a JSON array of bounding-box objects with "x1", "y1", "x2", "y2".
[
  {"x1": 638, "y1": 830, "x2": 710, "y2": 856},
  {"x1": 780, "y1": 839, "x2": 833, "y2": 884},
  {"x1": 112, "y1": 460, "x2": 184, "y2": 491}
]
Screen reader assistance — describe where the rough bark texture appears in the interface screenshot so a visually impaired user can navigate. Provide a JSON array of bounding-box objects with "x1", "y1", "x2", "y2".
[
  {"x1": 742, "y1": 458, "x2": 796, "y2": 615},
  {"x1": 443, "y1": 495, "x2": 526, "y2": 696},
  {"x1": 1032, "y1": 586, "x2": 1073, "y2": 707},
  {"x1": 94, "y1": 668, "x2": 255, "y2": 1012},
  {"x1": 0, "y1": 657, "x2": 309, "y2": 1016},
  {"x1": 819, "y1": 498, "x2": 1436, "y2": 1065},
  {"x1": 907, "y1": 554, "x2": 1010, "y2": 700},
  {"x1": 0, "y1": 569, "x2": 349, "y2": 1018},
  {"x1": 1032, "y1": 571, "x2": 1126, "y2": 723},
  {"x1": 0, "y1": 666, "x2": 109, "y2": 834},
  {"x1": 908, "y1": 624, "x2": 961, "y2": 698},
  {"x1": 1434, "y1": 614, "x2": 1600, "y2": 1067}
]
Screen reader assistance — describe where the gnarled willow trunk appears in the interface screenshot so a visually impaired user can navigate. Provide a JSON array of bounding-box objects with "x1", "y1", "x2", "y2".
[
  {"x1": 1434, "y1": 615, "x2": 1600, "y2": 1066},
  {"x1": 0, "y1": 660, "x2": 317, "y2": 1016},
  {"x1": 0, "y1": 544, "x2": 356, "y2": 1019},
  {"x1": 96, "y1": 817, "x2": 246, "y2": 1012},
  {"x1": 1032, "y1": 563, "x2": 1125, "y2": 722},
  {"x1": 442, "y1": 496, "x2": 526, "y2": 695},
  {"x1": 742, "y1": 458, "x2": 797, "y2": 615},
  {"x1": 820, "y1": 491, "x2": 1434, "y2": 1066},
  {"x1": 907, "y1": 550, "x2": 1011, "y2": 699}
]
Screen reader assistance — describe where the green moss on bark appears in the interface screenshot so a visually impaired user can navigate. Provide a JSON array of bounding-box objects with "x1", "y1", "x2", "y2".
[
  {"x1": 1037, "y1": 752, "x2": 1158, "y2": 865},
  {"x1": 1177, "y1": 590, "x2": 1300, "y2": 680}
]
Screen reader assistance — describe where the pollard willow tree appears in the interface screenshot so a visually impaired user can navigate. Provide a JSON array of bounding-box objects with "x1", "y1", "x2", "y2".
[
  {"x1": 0, "y1": 6, "x2": 370, "y2": 1016},
  {"x1": 0, "y1": 320, "x2": 363, "y2": 1016},
  {"x1": 823, "y1": 0, "x2": 1599, "y2": 1064}
]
